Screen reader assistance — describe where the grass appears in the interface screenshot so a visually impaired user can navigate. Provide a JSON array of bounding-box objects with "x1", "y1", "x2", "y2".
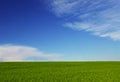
[{"x1": 0, "y1": 62, "x2": 120, "y2": 82}]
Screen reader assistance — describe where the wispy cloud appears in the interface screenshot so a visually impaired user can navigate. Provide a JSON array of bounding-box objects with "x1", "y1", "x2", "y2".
[
  {"x1": 49, "y1": 0, "x2": 82, "y2": 16},
  {"x1": 0, "y1": 44, "x2": 59, "y2": 61},
  {"x1": 49, "y1": 0, "x2": 120, "y2": 40}
]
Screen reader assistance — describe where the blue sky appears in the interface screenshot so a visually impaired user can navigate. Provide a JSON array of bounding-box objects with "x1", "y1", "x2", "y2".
[{"x1": 0, "y1": 0, "x2": 120, "y2": 61}]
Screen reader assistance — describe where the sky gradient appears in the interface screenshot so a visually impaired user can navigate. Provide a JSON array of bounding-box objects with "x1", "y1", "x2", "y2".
[{"x1": 0, "y1": 0, "x2": 120, "y2": 61}]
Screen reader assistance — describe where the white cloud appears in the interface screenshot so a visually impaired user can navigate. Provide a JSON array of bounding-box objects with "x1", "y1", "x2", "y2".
[
  {"x1": 49, "y1": 0, "x2": 82, "y2": 16},
  {"x1": 100, "y1": 31, "x2": 120, "y2": 40},
  {"x1": 0, "y1": 44, "x2": 59, "y2": 61},
  {"x1": 49, "y1": 0, "x2": 120, "y2": 40},
  {"x1": 50, "y1": 0, "x2": 117, "y2": 16}
]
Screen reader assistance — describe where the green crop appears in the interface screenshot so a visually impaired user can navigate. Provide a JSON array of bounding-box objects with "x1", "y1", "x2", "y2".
[{"x1": 0, "y1": 62, "x2": 120, "y2": 82}]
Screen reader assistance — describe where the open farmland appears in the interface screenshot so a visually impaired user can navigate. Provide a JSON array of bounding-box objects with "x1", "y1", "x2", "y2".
[{"x1": 0, "y1": 62, "x2": 120, "y2": 82}]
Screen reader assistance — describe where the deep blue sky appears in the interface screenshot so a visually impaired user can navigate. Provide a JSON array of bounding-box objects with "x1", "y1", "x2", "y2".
[{"x1": 0, "y1": 0, "x2": 120, "y2": 61}]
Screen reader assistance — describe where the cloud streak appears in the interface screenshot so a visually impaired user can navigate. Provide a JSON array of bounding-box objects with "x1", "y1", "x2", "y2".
[
  {"x1": 0, "y1": 44, "x2": 59, "y2": 61},
  {"x1": 49, "y1": 0, "x2": 120, "y2": 40}
]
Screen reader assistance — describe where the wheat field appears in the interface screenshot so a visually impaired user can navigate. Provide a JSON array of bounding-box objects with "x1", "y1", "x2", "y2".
[{"x1": 0, "y1": 62, "x2": 120, "y2": 82}]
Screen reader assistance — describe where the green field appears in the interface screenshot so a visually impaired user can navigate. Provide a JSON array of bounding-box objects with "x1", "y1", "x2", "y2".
[{"x1": 0, "y1": 62, "x2": 120, "y2": 82}]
